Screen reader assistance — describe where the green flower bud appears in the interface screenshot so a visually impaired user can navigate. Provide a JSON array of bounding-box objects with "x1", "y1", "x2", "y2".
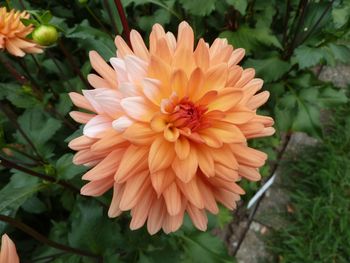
[{"x1": 32, "y1": 25, "x2": 58, "y2": 46}]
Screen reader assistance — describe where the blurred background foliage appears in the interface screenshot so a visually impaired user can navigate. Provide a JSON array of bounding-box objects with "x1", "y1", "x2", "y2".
[{"x1": 0, "y1": 0, "x2": 349, "y2": 262}]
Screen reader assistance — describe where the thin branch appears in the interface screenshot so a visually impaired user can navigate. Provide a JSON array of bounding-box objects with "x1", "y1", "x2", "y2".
[
  {"x1": 0, "y1": 103, "x2": 45, "y2": 162},
  {"x1": 58, "y1": 40, "x2": 91, "y2": 89},
  {"x1": 0, "y1": 156, "x2": 79, "y2": 193},
  {"x1": 114, "y1": 0, "x2": 131, "y2": 46},
  {"x1": 297, "y1": 0, "x2": 334, "y2": 47},
  {"x1": 282, "y1": 0, "x2": 291, "y2": 46},
  {"x1": 0, "y1": 215, "x2": 102, "y2": 261}
]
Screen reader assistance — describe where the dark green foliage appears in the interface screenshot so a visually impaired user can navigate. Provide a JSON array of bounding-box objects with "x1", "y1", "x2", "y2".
[
  {"x1": 267, "y1": 99, "x2": 350, "y2": 262},
  {"x1": 0, "y1": 0, "x2": 349, "y2": 261}
]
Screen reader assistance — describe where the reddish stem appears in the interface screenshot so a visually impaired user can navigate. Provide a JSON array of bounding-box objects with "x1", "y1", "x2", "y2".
[{"x1": 114, "y1": 0, "x2": 131, "y2": 46}]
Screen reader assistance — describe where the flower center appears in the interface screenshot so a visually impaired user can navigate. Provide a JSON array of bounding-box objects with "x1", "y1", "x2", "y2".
[{"x1": 169, "y1": 98, "x2": 207, "y2": 131}]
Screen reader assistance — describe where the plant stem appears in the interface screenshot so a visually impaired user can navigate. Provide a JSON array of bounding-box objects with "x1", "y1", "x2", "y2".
[
  {"x1": 58, "y1": 40, "x2": 90, "y2": 89},
  {"x1": 0, "y1": 215, "x2": 102, "y2": 262},
  {"x1": 297, "y1": 0, "x2": 334, "y2": 47},
  {"x1": 282, "y1": 0, "x2": 291, "y2": 47},
  {"x1": 0, "y1": 156, "x2": 80, "y2": 193},
  {"x1": 114, "y1": 0, "x2": 131, "y2": 46},
  {"x1": 85, "y1": 5, "x2": 113, "y2": 39},
  {"x1": 103, "y1": 0, "x2": 119, "y2": 35},
  {"x1": 0, "y1": 103, "x2": 45, "y2": 162}
]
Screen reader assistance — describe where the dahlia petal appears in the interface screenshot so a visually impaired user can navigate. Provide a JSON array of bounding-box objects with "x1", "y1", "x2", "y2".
[
  {"x1": 197, "y1": 179, "x2": 219, "y2": 214},
  {"x1": 209, "y1": 38, "x2": 228, "y2": 59},
  {"x1": 119, "y1": 171, "x2": 149, "y2": 210},
  {"x1": 82, "y1": 149, "x2": 124, "y2": 180},
  {"x1": 238, "y1": 122, "x2": 265, "y2": 137},
  {"x1": 228, "y1": 48, "x2": 245, "y2": 66},
  {"x1": 164, "y1": 125, "x2": 180, "y2": 142},
  {"x1": 172, "y1": 45, "x2": 195, "y2": 77},
  {"x1": 112, "y1": 116, "x2": 133, "y2": 132},
  {"x1": 83, "y1": 88, "x2": 122, "y2": 118},
  {"x1": 80, "y1": 176, "x2": 114, "y2": 196},
  {"x1": 234, "y1": 68, "x2": 256, "y2": 90},
  {"x1": 163, "y1": 182, "x2": 182, "y2": 216},
  {"x1": 108, "y1": 183, "x2": 124, "y2": 217},
  {"x1": 142, "y1": 78, "x2": 162, "y2": 105},
  {"x1": 214, "y1": 189, "x2": 239, "y2": 210},
  {"x1": 176, "y1": 178, "x2": 204, "y2": 209},
  {"x1": 123, "y1": 122, "x2": 156, "y2": 145},
  {"x1": 114, "y1": 35, "x2": 133, "y2": 57},
  {"x1": 209, "y1": 177, "x2": 245, "y2": 195},
  {"x1": 177, "y1": 21, "x2": 194, "y2": 51},
  {"x1": 187, "y1": 68, "x2": 205, "y2": 99},
  {"x1": 162, "y1": 211, "x2": 184, "y2": 234},
  {"x1": 172, "y1": 148, "x2": 198, "y2": 183},
  {"x1": 194, "y1": 38, "x2": 210, "y2": 70},
  {"x1": 148, "y1": 55, "x2": 171, "y2": 94},
  {"x1": 124, "y1": 55, "x2": 148, "y2": 83},
  {"x1": 130, "y1": 188, "x2": 154, "y2": 230},
  {"x1": 115, "y1": 145, "x2": 149, "y2": 183},
  {"x1": 149, "y1": 137, "x2": 175, "y2": 173},
  {"x1": 210, "y1": 45, "x2": 233, "y2": 66},
  {"x1": 69, "y1": 92, "x2": 95, "y2": 112},
  {"x1": 238, "y1": 165, "x2": 261, "y2": 181},
  {"x1": 227, "y1": 66, "x2": 243, "y2": 86},
  {"x1": 208, "y1": 89, "x2": 243, "y2": 112},
  {"x1": 247, "y1": 91, "x2": 270, "y2": 110},
  {"x1": 90, "y1": 129, "x2": 126, "y2": 152},
  {"x1": 73, "y1": 149, "x2": 108, "y2": 165},
  {"x1": 225, "y1": 107, "x2": 255, "y2": 124},
  {"x1": 166, "y1": 32, "x2": 177, "y2": 51},
  {"x1": 174, "y1": 136, "x2": 190, "y2": 160},
  {"x1": 121, "y1": 96, "x2": 154, "y2": 122},
  {"x1": 186, "y1": 204, "x2": 207, "y2": 231},
  {"x1": 196, "y1": 146, "x2": 215, "y2": 177},
  {"x1": 170, "y1": 69, "x2": 188, "y2": 98},
  {"x1": 130, "y1": 29, "x2": 149, "y2": 61},
  {"x1": 215, "y1": 164, "x2": 239, "y2": 181},
  {"x1": 230, "y1": 144, "x2": 267, "y2": 167},
  {"x1": 155, "y1": 37, "x2": 172, "y2": 64},
  {"x1": 246, "y1": 127, "x2": 275, "y2": 139},
  {"x1": 147, "y1": 198, "x2": 166, "y2": 235},
  {"x1": 0, "y1": 234, "x2": 19, "y2": 263},
  {"x1": 84, "y1": 115, "x2": 112, "y2": 138},
  {"x1": 150, "y1": 113, "x2": 168, "y2": 132},
  {"x1": 251, "y1": 115, "x2": 274, "y2": 126},
  {"x1": 68, "y1": 135, "x2": 97, "y2": 151},
  {"x1": 119, "y1": 82, "x2": 139, "y2": 97},
  {"x1": 149, "y1": 24, "x2": 166, "y2": 53},
  {"x1": 150, "y1": 168, "x2": 175, "y2": 196},
  {"x1": 110, "y1": 57, "x2": 129, "y2": 84},
  {"x1": 69, "y1": 111, "x2": 95, "y2": 124},
  {"x1": 211, "y1": 145, "x2": 238, "y2": 170},
  {"x1": 201, "y1": 63, "x2": 228, "y2": 94},
  {"x1": 89, "y1": 51, "x2": 118, "y2": 89},
  {"x1": 87, "y1": 74, "x2": 110, "y2": 89},
  {"x1": 6, "y1": 38, "x2": 25, "y2": 56}
]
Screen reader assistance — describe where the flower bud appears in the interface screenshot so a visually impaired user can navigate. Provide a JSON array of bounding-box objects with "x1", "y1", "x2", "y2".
[{"x1": 32, "y1": 25, "x2": 58, "y2": 46}]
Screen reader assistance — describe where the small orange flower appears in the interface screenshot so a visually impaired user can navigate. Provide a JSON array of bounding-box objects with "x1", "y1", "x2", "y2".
[
  {"x1": 0, "y1": 7, "x2": 43, "y2": 57},
  {"x1": 0, "y1": 234, "x2": 19, "y2": 263},
  {"x1": 69, "y1": 22, "x2": 275, "y2": 234}
]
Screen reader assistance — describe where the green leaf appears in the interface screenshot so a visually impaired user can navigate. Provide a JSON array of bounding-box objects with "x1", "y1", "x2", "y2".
[
  {"x1": 0, "y1": 83, "x2": 40, "y2": 109},
  {"x1": 220, "y1": 26, "x2": 282, "y2": 54},
  {"x1": 182, "y1": 232, "x2": 233, "y2": 263},
  {"x1": 328, "y1": 43, "x2": 350, "y2": 64},
  {"x1": 244, "y1": 56, "x2": 291, "y2": 82},
  {"x1": 17, "y1": 109, "x2": 62, "y2": 148},
  {"x1": 0, "y1": 183, "x2": 45, "y2": 213},
  {"x1": 68, "y1": 200, "x2": 122, "y2": 253},
  {"x1": 22, "y1": 196, "x2": 47, "y2": 214},
  {"x1": 293, "y1": 45, "x2": 324, "y2": 69},
  {"x1": 319, "y1": 86, "x2": 348, "y2": 106},
  {"x1": 225, "y1": 0, "x2": 247, "y2": 15},
  {"x1": 179, "y1": 0, "x2": 216, "y2": 16},
  {"x1": 332, "y1": 2, "x2": 350, "y2": 29},
  {"x1": 55, "y1": 153, "x2": 87, "y2": 180}
]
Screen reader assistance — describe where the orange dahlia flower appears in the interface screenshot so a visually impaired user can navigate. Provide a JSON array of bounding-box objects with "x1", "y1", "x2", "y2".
[
  {"x1": 0, "y1": 7, "x2": 43, "y2": 57},
  {"x1": 69, "y1": 22, "x2": 275, "y2": 234},
  {"x1": 0, "y1": 234, "x2": 19, "y2": 263}
]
